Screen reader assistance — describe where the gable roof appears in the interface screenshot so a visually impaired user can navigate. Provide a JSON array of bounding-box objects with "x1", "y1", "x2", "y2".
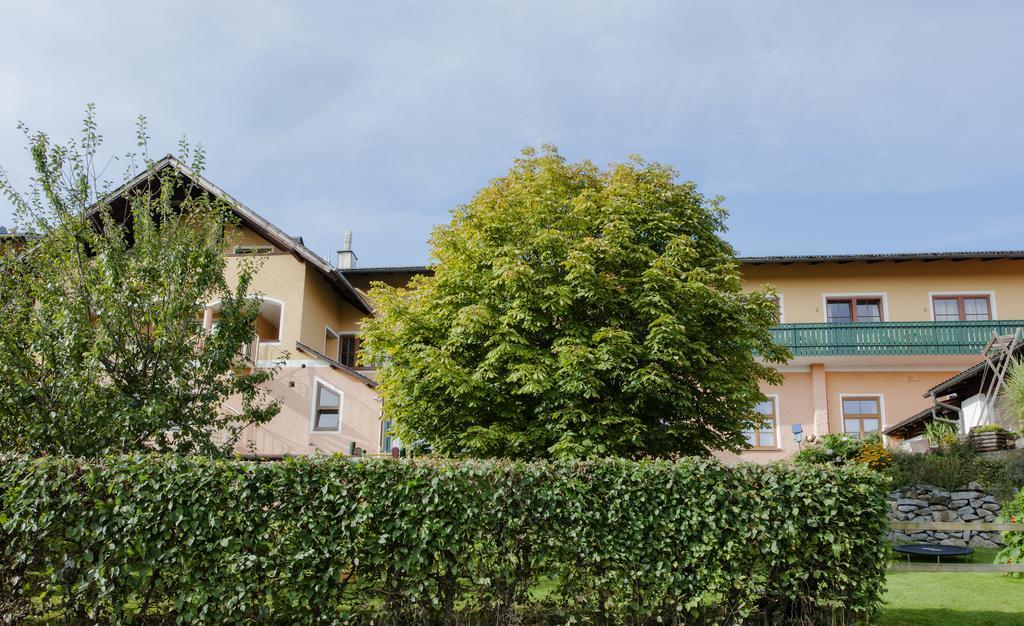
[
  {"x1": 107, "y1": 155, "x2": 371, "y2": 314},
  {"x1": 740, "y1": 251, "x2": 1024, "y2": 265},
  {"x1": 345, "y1": 250, "x2": 1024, "y2": 277}
]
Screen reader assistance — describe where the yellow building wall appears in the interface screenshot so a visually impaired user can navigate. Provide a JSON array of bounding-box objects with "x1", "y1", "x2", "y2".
[
  {"x1": 217, "y1": 224, "x2": 383, "y2": 456},
  {"x1": 742, "y1": 259, "x2": 1024, "y2": 323},
  {"x1": 225, "y1": 364, "x2": 382, "y2": 456},
  {"x1": 823, "y1": 370, "x2": 958, "y2": 435},
  {"x1": 716, "y1": 372, "x2": 813, "y2": 463},
  {"x1": 299, "y1": 266, "x2": 366, "y2": 356}
]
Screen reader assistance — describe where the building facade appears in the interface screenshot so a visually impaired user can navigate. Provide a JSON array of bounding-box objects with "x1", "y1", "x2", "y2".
[
  {"x1": 111, "y1": 158, "x2": 388, "y2": 458},
  {"x1": 113, "y1": 159, "x2": 1024, "y2": 461},
  {"x1": 727, "y1": 252, "x2": 1024, "y2": 461},
  {"x1": 348, "y1": 252, "x2": 1024, "y2": 462}
]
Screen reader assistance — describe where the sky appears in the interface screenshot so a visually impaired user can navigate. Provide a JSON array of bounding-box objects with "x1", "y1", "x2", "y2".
[{"x1": 1, "y1": 1, "x2": 1023, "y2": 267}]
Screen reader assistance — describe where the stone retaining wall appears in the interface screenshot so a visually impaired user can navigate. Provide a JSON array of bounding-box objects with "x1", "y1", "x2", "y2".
[{"x1": 887, "y1": 482, "x2": 1004, "y2": 549}]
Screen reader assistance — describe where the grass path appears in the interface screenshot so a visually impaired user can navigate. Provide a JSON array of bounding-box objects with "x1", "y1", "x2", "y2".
[{"x1": 879, "y1": 548, "x2": 1024, "y2": 625}]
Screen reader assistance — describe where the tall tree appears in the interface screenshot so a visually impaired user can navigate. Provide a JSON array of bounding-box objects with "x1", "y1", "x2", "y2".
[
  {"x1": 0, "y1": 106, "x2": 279, "y2": 456},
  {"x1": 362, "y1": 146, "x2": 789, "y2": 459}
]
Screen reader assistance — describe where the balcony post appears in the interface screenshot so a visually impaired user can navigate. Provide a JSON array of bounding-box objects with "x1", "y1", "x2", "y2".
[{"x1": 811, "y1": 363, "x2": 829, "y2": 438}]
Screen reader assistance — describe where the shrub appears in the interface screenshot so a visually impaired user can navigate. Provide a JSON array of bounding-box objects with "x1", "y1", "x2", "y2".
[
  {"x1": 0, "y1": 454, "x2": 890, "y2": 625},
  {"x1": 853, "y1": 440, "x2": 893, "y2": 470},
  {"x1": 888, "y1": 442, "x2": 979, "y2": 490},
  {"x1": 1006, "y1": 451, "x2": 1024, "y2": 487},
  {"x1": 887, "y1": 442, "x2": 1024, "y2": 496},
  {"x1": 996, "y1": 489, "x2": 1024, "y2": 578},
  {"x1": 794, "y1": 433, "x2": 887, "y2": 469},
  {"x1": 972, "y1": 424, "x2": 1010, "y2": 434},
  {"x1": 923, "y1": 421, "x2": 958, "y2": 447}
]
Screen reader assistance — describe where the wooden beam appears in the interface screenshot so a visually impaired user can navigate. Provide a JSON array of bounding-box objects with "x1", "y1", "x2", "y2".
[
  {"x1": 891, "y1": 521, "x2": 1024, "y2": 532},
  {"x1": 889, "y1": 563, "x2": 1024, "y2": 573}
]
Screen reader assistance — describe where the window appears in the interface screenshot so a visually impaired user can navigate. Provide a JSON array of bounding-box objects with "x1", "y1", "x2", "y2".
[
  {"x1": 842, "y1": 396, "x2": 881, "y2": 439},
  {"x1": 339, "y1": 335, "x2": 360, "y2": 368},
  {"x1": 744, "y1": 398, "x2": 778, "y2": 449},
  {"x1": 313, "y1": 382, "x2": 341, "y2": 431},
  {"x1": 233, "y1": 245, "x2": 273, "y2": 255},
  {"x1": 380, "y1": 418, "x2": 394, "y2": 453},
  {"x1": 826, "y1": 297, "x2": 883, "y2": 323},
  {"x1": 932, "y1": 295, "x2": 991, "y2": 321}
]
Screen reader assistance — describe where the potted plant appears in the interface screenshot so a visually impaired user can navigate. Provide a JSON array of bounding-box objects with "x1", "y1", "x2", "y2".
[
  {"x1": 923, "y1": 421, "x2": 958, "y2": 452},
  {"x1": 969, "y1": 424, "x2": 1015, "y2": 452}
]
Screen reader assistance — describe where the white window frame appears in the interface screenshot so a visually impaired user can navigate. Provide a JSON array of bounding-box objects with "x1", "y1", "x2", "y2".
[
  {"x1": 745, "y1": 394, "x2": 781, "y2": 450},
  {"x1": 310, "y1": 376, "x2": 343, "y2": 433},
  {"x1": 927, "y1": 291, "x2": 998, "y2": 321},
  {"x1": 821, "y1": 292, "x2": 889, "y2": 323},
  {"x1": 232, "y1": 245, "x2": 274, "y2": 255},
  {"x1": 838, "y1": 393, "x2": 886, "y2": 439}
]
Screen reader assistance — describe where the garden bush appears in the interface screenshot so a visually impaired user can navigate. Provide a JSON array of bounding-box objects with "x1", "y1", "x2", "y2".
[
  {"x1": 1006, "y1": 451, "x2": 1024, "y2": 487},
  {"x1": 887, "y1": 442, "x2": 1023, "y2": 495},
  {"x1": 794, "y1": 433, "x2": 891, "y2": 469},
  {"x1": 996, "y1": 488, "x2": 1024, "y2": 578},
  {"x1": 0, "y1": 454, "x2": 889, "y2": 625}
]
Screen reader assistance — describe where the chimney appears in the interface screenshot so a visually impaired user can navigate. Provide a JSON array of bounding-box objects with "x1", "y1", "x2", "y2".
[{"x1": 337, "y1": 230, "x2": 357, "y2": 269}]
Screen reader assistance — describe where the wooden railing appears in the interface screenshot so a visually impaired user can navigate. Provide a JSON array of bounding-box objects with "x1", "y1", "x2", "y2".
[
  {"x1": 772, "y1": 320, "x2": 1024, "y2": 357},
  {"x1": 889, "y1": 520, "x2": 1024, "y2": 572}
]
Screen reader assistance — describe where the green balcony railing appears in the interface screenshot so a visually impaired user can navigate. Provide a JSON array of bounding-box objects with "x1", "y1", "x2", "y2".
[{"x1": 771, "y1": 320, "x2": 1024, "y2": 357}]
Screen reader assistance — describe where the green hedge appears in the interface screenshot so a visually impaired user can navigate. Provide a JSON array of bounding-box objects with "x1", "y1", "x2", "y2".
[{"x1": 0, "y1": 455, "x2": 889, "y2": 624}]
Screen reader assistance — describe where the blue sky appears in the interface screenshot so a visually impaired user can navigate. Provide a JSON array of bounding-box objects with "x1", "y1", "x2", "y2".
[{"x1": 2, "y1": 1, "x2": 1023, "y2": 267}]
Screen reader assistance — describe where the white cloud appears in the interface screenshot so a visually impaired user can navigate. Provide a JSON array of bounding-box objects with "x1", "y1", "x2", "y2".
[{"x1": 2, "y1": 1, "x2": 1023, "y2": 264}]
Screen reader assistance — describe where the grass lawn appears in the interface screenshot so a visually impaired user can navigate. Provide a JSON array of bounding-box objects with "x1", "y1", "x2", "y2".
[{"x1": 880, "y1": 548, "x2": 1024, "y2": 625}]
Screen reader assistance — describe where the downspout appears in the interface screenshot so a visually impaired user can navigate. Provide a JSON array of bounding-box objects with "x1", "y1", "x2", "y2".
[{"x1": 930, "y1": 392, "x2": 965, "y2": 435}]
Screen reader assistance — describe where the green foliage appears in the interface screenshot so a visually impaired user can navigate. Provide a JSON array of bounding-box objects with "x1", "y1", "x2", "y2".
[
  {"x1": 887, "y1": 443, "x2": 1015, "y2": 492},
  {"x1": 1006, "y1": 451, "x2": 1024, "y2": 487},
  {"x1": 362, "y1": 146, "x2": 789, "y2": 459},
  {"x1": 1004, "y1": 360, "x2": 1024, "y2": 430},
  {"x1": 923, "y1": 421, "x2": 958, "y2": 447},
  {"x1": 0, "y1": 454, "x2": 889, "y2": 624},
  {"x1": 0, "y1": 106, "x2": 279, "y2": 456},
  {"x1": 853, "y1": 439, "x2": 893, "y2": 470},
  {"x1": 794, "y1": 433, "x2": 878, "y2": 466},
  {"x1": 995, "y1": 488, "x2": 1024, "y2": 578},
  {"x1": 971, "y1": 424, "x2": 1010, "y2": 434}
]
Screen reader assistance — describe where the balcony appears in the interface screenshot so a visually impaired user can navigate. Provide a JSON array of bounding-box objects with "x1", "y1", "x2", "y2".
[{"x1": 770, "y1": 320, "x2": 1024, "y2": 357}]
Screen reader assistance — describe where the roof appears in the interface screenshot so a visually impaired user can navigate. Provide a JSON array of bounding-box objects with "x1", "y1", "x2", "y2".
[
  {"x1": 883, "y1": 405, "x2": 937, "y2": 437},
  {"x1": 885, "y1": 335, "x2": 1023, "y2": 436},
  {"x1": 0, "y1": 227, "x2": 40, "y2": 240},
  {"x1": 341, "y1": 265, "x2": 432, "y2": 274},
  {"x1": 922, "y1": 361, "x2": 990, "y2": 398},
  {"x1": 346, "y1": 250, "x2": 1024, "y2": 275},
  {"x1": 739, "y1": 250, "x2": 1024, "y2": 265},
  {"x1": 108, "y1": 156, "x2": 371, "y2": 315}
]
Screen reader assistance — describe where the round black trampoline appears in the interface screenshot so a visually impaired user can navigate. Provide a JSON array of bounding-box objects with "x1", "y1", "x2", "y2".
[{"x1": 894, "y1": 544, "x2": 973, "y2": 563}]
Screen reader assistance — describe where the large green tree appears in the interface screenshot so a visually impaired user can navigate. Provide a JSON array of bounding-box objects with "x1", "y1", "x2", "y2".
[
  {"x1": 0, "y1": 107, "x2": 279, "y2": 456},
  {"x1": 362, "y1": 146, "x2": 789, "y2": 459}
]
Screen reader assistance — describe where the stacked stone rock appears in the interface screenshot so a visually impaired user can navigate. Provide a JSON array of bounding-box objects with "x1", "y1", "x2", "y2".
[{"x1": 887, "y1": 482, "x2": 1003, "y2": 549}]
